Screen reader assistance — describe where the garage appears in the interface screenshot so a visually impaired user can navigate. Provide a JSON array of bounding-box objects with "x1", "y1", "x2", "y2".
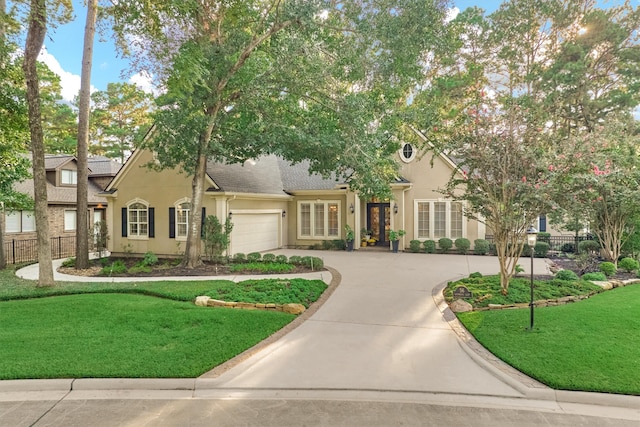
[{"x1": 229, "y1": 211, "x2": 281, "y2": 254}]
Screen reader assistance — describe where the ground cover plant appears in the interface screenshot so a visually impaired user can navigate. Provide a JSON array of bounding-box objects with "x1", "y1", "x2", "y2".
[
  {"x1": 456, "y1": 285, "x2": 640, "y2": 395},
  {"x1": 0, "y1": 265, "x2": 327, "y2": 379},
  {"x1": 444, "y1": 274, "x2": 602, "y2": 308}
]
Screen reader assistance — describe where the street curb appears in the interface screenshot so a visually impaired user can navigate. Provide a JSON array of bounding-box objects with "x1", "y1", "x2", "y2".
[{"x1": 433, "y1": 279, "x2": 640, "y2": 410}]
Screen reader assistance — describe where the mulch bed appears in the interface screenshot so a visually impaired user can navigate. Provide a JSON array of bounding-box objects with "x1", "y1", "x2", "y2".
[
  {"x1": 58, "y1": 258, "x2": 321, "y2": 278},
  {"x1": 547, "y1": 254, "x2": 637, "y2": 281}
]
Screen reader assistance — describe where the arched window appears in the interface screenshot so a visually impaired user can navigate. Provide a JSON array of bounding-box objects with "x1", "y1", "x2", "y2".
[
  {"x1": 176, "y1": 201, "x2": 191, "y2": 238},
  {"x1": 128, "y1": 201, "x2": 148, "y2": 237},
  {"x1": 399, "y1": 143, "x2": 416, "y2": 163}
]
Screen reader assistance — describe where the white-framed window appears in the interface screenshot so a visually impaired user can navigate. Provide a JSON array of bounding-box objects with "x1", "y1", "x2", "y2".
[
  {"x1": 64, "y1": 210, "x2": 77, "y2": 231},
  {"x1": 61, "y1": 169, "x2": 77, "y2": 185},
  {"x1": 128, "y1": 201, "x2": 148, "y2": 237},
  {"x1": 415, "y1": 200, "x2": 465, "y2": 240},
  {"x1": 298, "y1": 201, "x2": 340, "y2": 239},
  {"x1": 399, "y1": 142, "x2": 417, "y2": 163},
  {"x1": 176, "y1": 201, "x2": 190, "y2": 239},
  {"x1": 5, "y1": 211, "x2": 36, "y2": 233}
]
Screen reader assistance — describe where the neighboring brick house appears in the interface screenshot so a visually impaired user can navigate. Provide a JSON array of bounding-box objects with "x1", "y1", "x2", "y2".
[{"x1": 5, "y1": 155, "x2": 121, "y2": 241}]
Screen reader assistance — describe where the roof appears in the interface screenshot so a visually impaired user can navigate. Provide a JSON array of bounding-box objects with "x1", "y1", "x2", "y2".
[
  {"x1": 44, "y1": 154, "x2": 74, "y2": 171},
  {"x1": 205, "y1": 155, "x2": 344, "y2": 194},
  {"x1": 13, "y1": 178, "x2": 107, "y2": 205},
  {"x1": 87, "y1": 156, "x2": 123, "y2": 177}
]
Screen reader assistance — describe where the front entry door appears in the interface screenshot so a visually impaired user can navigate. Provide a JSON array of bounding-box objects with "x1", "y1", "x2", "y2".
[{"x1": 367, "y1": 203, "x2": 391, "y2": 246}]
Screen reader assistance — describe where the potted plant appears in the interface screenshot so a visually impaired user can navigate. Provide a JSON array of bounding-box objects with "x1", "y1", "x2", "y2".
[
  {"x1": 389, "y1": 229, "x2": 406, "y2": 253},
  {"x1": 345, "y1": 225, "x2": 355, "y2": 251},
  {"x1": 361, "y1": 228, "x2": 372, "y2": 241}
]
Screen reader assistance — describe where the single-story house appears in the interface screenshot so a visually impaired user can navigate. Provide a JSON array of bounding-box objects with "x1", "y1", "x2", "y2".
[
  {"x1": 5, "y1": 155, "x2": 121, "y2": 241},
  {"x1": 102, "y1": 140, "x2": 489, "y2": 257}
]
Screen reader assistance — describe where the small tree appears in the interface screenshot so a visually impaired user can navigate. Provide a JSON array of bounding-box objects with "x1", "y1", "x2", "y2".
[
  {"x1": 93, "y1": 220, "x2": 109, "y2": 259},
  {"x1": 202, "y1": 215, "x2": 233, "y2": 263}
]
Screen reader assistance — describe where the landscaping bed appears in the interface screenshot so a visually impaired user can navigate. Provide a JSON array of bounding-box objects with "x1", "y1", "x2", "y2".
[{"x1": 58, "y1": 253, "x2": 326, "y2": 278}]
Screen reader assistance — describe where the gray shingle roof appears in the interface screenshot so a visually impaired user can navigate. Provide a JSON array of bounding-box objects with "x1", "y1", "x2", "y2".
[
  {"x1": 205, "y1": 155, "x2": 344, "y2": 194},
  {"x1": 13, "y1": 179, "x2": 107, "y2": 205},
  {"x1": 87, "y1": 157, "x2": 122, "y2": 177}
]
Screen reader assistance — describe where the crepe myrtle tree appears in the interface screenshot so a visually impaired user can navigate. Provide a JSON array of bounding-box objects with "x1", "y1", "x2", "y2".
[
  {"x1": 110, "y1": 0, "x2": 452, "y2": 268},
  {"x1": 421, "y1": 99, "x2": 555, "y2": 295},
  {"x1": 551, "y1": 116, "x2": 640, "y2": 265}
]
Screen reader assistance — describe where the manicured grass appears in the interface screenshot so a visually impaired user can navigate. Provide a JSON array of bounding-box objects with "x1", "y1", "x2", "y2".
[
  {"x1": 457, "y1": 285, "x2": 640, "y2": 395},
  {"x1": 0, "y1": 264, "x2": 327, "y2": 379},
  {"x1": 445, "y1": 274, "x2": 603, "y2": 307},
  {"x1": 0, "y1": 293, "x2": 295, "y2": 379}
]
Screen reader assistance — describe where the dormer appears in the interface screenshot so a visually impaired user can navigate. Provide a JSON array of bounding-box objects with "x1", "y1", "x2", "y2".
[{"x1": 44, "y1": 155, "x2": 80, "y2": 187}]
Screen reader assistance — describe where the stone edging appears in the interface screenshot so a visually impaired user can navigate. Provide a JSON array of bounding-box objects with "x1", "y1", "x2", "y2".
[
  {"x1": 195, "y1": 296, "x2": 306, "y2": 315},
  {"x1": 470, "y1": 278, "x2": 640, "y2": 312}
]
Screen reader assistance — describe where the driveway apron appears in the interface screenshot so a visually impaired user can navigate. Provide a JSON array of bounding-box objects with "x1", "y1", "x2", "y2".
[{"x1": 204, "y1": 251, "x2": 536, "y2": 397}]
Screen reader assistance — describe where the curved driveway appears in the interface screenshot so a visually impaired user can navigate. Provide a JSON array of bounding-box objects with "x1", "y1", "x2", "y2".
[{"x1": 3, "y1": 250, "x2": 639, "y2": 426}]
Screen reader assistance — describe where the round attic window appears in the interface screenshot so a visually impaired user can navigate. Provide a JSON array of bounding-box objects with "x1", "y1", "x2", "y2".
[{"x1": 399, "y1": 143, "x2": 416, "y2": 163}]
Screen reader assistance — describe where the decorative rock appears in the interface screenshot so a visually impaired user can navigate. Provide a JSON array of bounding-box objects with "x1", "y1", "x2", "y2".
[
  {"x1": 237, "y1": 302, "x2": 257, "y2": 309},
  {"x1": 450, "y1": 299, "x2": 473, "y2": 313},
  {"x1": 282, "y1": 303, "x2": 306, "y2": 315},
  {"x1": 207, "y1": 299, "x2": 226, "y2": 307},
  {"x1": 195, "y1": 296, "x2": 211, "y2": 307}
]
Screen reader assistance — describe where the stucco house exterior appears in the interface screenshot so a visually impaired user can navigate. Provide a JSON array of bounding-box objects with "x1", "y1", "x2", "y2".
[
  {"x1": 102, "y1": 140, "x2": 487, "y2": 257},
  {"x1": 5, "y1": 155, "x2": 121, "y2": 241}
]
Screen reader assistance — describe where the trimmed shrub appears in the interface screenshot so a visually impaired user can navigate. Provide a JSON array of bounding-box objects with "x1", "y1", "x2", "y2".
[
  {"x1": 409, "y1": 240, "x2": 421, "y2": 253},
  {"x1": 534, "y1": 241, "x2": 550, "y2": 258},
  {"x1": 61, "y1": 257, "x2": 75, "y2": 268},
  {"x1": 555, "y1": 269, "x2": 579, "y2": 281},
  {"x1": 473, "y1": 239, "x2": 489, "y2": 255},
  {"x1": 275, "y1": 254, "x2": 288, "y2": 264},
  {"x1": 423, "y1": 240, "x2": 436, "y2": 254},
  {"x1": 578, "y1": 240, "x2": 600, "y2": 254},
  {"x1": 262, "y1": 253, "x2": 276, "y2": 263},
  {"x1": 560, "y1": 243, "x2": 575, "y2": 253},
  {"x1": 142, "y1": 251, "x2": 158, "y2": 266},
  {"x1": 582, "y1": 272, "x2": 607, "y2": 281},
  {"x1": 301, "y1": 256, "x2": 323, "y2": 270},
  {"x1": 247, "y1": 252, "x2": 262, "y2": 263},
  {"x1": 537, "y1": 232, "x2": 551, "y2": 244},
  {"x1": 469, "y1": 272, "x2": 483, "y2": 279},
  {"x1": 454, "y1": 238, "x2": 470, "y2": 254},
  {"x1": 618, "y1": 257, "x2": 639, "y2": 273},
  {"x1": 438, "y1": 238, "x2": 453, "y2": 253},
  {"x1": 332, "y1": 239, "x2": 346, "y2": 250},
  {"x1": 599, "y1": 262, "x2": 617, "y2": 277},
  {"x1": 233, "y1": 253, "x2": 247, "y2": 263},
  {"x1": 289, "y1": 255, "x2": 303, "y2": 265}
]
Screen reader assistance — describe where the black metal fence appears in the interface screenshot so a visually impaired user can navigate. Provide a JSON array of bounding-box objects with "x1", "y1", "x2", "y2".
[
  {"x1": 3, "y1": 236, "x2": 79, "y2": 265},
  {"x1": 485, "y1": 235, "x2": 592, "y2": 253}
]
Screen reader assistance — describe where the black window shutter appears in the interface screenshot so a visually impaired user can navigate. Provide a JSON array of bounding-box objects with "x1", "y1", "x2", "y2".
[
  {"x1": 121, "y1": 207, "x2": 127, "y2": 237},
  {"x1": 539, "y1": 215, "x2": 547, "y2": 232},
  {"x1": 169, "y1": 207, "x2": 175, "y2": 238},
  {"x1": 149, "y1": 207, "x2": 155, "y2": 238},
  {"x1": 201, "y1": 207, "x2": 206, "y2": 237}
]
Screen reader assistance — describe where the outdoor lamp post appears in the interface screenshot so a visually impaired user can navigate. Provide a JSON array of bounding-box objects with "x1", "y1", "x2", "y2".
[{"x1": 526, "y1": 226, "x2": 538, "y2": 330}]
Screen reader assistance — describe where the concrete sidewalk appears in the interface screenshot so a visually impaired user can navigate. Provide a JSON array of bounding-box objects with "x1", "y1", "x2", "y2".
[{"x1": 2, "y1": 251, "x2": 639, "y2": 426}]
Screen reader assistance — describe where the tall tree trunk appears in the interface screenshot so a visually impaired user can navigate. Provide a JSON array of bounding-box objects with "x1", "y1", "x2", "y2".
[
  {"x1": 23, "y1": 0, "x2": 53, "y2": 286},
  {"x1": 75, "y1": 0, "x2": 97, "y2": 269},
  {"x1": 182, "y1": 150, "x2": 207, "y2": 268}
]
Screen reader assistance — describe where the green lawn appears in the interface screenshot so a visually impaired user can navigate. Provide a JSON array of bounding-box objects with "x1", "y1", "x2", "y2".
[
  {"x1": 0, "y1": 265, "x2": 327, "y2": 379},
  {"x1": 458, "y1": 285, "x2": 640, "y2": 395}
]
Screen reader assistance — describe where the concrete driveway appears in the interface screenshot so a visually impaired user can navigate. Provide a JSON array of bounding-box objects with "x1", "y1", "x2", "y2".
[{"x1": 2, "y1": 250, "x2": 639, "y2": 426}]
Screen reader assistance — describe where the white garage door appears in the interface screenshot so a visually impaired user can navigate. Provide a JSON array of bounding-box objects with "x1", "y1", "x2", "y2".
[{"x1": 230, "y1": 212, "x2": 280, "y2": 254}]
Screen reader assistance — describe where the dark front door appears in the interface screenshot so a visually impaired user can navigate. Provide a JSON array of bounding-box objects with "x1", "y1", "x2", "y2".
[{"x1": 367, "y1": 203, "x2": 391, "y2": 246}]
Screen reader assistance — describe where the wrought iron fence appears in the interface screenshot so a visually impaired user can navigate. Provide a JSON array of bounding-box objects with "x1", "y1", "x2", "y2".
[
  {"x1": 485, "y1": 235, "x2": 593, "y2": 253},
  {"x1": 3, "y1": 236, "x2": 79, "y2": 265}
]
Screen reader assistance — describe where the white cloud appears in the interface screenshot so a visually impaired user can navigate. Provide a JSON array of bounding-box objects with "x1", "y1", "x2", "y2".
[
  {"x1": 37, "y1": 46, "x2": 96, "y2": 103},
  {"x1": 129, "y1": 71, "x2": 162, "y2": 96}
]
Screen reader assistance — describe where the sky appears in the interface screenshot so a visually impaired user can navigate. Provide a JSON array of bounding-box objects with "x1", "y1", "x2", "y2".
[{"x1": 38, "y1": 0, "x2": 638, "y2": 103}]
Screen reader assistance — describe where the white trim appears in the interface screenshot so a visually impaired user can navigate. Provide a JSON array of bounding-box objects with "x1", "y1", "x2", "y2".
[
  {"x1": 413, "y1": 199, "x2": 467, "y2": 241},
  {"x1": 297, "y1": 200, "x2": 341, "y2": 240},
  {"x1": 126, "y1": 198, "x2": 149, "y2": 239},
  {"x1": 399, "y1": 142, "x2": 417, "y2": 163}
]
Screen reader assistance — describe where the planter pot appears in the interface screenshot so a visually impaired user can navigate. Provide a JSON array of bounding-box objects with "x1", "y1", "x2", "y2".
[
  {"x1": 391, "y1": 240, "x2": 399, "y2": 253},
  {"x1": 346, "y1": 240, "x2": 354, "y2": 252}
]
